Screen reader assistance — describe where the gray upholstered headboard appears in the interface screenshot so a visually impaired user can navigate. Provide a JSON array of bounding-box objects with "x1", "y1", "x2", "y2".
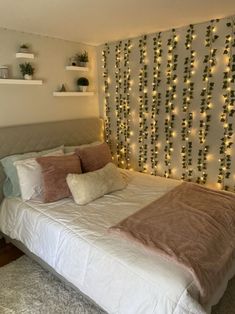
[{"x1": 0, "y1": 118, "x2": 104, "y2": 203}]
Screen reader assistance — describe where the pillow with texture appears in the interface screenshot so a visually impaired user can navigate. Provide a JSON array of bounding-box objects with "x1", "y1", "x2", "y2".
[
  {"x1": 14, "y1": 149, "x2": 64, "y2": 201},
  {"x1": 67, "y1": 163, "x2": 127, "y2": 205},
  {"x1": 1, "y1": 146, "x2": 64, "y2": 197},
  {"x1": 37, "y1": 154, "x2": 82, "y2": 203},
  {"x1": 64, "y1": 141, "x2": 101, "y2": 154},
  {"x1": 75, "y1": 142, "x2": 112, "y2": 172}
]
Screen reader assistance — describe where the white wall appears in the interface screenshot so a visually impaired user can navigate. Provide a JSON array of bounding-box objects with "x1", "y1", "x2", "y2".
[{"x1": 0, "y1": 28, "x2": 99, "y2": 126}]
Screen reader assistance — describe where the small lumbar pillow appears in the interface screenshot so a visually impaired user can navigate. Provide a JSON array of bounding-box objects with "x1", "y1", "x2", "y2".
[
  {"x1": 14, "y1": 149, "x2": 64, "y2": 201},
  {"x1": 36, "y1": 154, "x2": 82, "y2": 203},
  {"x1": 75, "y1": 142, "x2": 112, "y2": 173},
  {"x1": 67, "y1": 163, "x2": 127, "y2": 205}
]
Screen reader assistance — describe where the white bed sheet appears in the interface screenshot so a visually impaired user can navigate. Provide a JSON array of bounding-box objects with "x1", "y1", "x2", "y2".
[{"x1": 0, "y1": 170, "x2": 232, "y2": 314}]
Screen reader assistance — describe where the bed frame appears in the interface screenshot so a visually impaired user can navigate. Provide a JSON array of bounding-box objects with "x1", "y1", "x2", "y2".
[
  {"x1": 0, "y1": 118, "x2": 105, "y2": 311},
  {"x1": 0, "y1": 118, "x2": 104, "y2": 204}
]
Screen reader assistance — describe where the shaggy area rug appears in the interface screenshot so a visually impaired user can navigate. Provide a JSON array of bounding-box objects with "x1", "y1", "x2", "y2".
[
  {"x1": 0, "y1": 256, "x2": 106, "y2": 314},
  {"x1": 0, "y1": 255, "x2": 234, "y2": 313}
]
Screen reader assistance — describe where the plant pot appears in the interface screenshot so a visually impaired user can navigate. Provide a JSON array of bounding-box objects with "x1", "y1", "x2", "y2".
[
  {"x1": 24, "y1": 74, "x2": 33, "y2": 80},
  {"x1": 78, "y1": 85, "x2": 88, "y2": 92},
  {"x1": 78, "y1": 62, "x2": 87, "y2": 67}
]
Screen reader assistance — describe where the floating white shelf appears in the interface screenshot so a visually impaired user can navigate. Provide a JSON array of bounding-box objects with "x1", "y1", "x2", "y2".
[
  {"x1": 65, "y1": 66, "x2": 88, "y2": 72},
  {"x1": 16, "y1": 53, "x2": 35, "y2": 59},
  {"x1": 53, "y1": 91, "x2": 94, "y2": 97},
  {"x1": 0, "y1": 79, "x2": 43, "y2": 85}
]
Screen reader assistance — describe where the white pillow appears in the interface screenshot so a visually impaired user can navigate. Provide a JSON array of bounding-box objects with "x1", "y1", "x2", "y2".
[
  {"x1": 67, "y1": 163, "x2": 127, "y2": 205},
  {"x1": 14, "y1": 149, "x2": 64, "y2": 201}
]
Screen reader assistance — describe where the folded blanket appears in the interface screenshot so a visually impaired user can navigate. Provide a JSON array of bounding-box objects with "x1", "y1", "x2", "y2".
[{"x1": 110, "y1": 182, "x2": 235, "y2": 304}]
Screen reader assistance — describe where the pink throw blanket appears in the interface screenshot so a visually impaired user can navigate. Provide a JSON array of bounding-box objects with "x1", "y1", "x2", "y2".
[{"x1": 110, "y1": 182, "x2": 235, "y2": 304}]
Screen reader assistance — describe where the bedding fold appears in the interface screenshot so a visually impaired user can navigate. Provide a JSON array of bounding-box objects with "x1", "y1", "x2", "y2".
[{"x1": 110, "y1": 182, "x2": 235, "y2": 304}]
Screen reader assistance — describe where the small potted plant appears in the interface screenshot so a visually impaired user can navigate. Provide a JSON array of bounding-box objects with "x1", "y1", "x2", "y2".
[
  {"x1": 19, "y1": 44, "x2": 29, "y2": 53},
  {"x1": 76, "y1": 51, "x2": 89, "y2": 67},
  {"x1": 19, "y1": 62, "x2": 35, "y2": 80},
  {"x1": 77, "y1": 77, "x2": 89, "y2": 92}
]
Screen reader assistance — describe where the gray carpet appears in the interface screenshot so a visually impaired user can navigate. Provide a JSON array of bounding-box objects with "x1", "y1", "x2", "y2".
[
  {"x1": 0, "y1": 256, "x2": 106, "y2": 314},
  {"x1": 0, "y1": 256, "x2": 234, "y2": 314}
]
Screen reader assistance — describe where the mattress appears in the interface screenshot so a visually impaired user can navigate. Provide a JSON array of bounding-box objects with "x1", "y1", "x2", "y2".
[{"x1": 0, "y1": 170, "x2": 233, "y2": 314}]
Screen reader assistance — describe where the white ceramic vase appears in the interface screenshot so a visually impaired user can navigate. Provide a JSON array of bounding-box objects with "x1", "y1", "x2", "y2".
[
  {"x1": 24, "y1": 74, "x2": 33, "y2": 80},
  {"x1": 78, "y1": 85, "x2": 87, "y2": 92}
]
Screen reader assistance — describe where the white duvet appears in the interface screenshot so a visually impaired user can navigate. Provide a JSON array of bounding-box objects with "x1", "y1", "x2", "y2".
[{"x1": 0, "y1": 170, "x2": 232, "y2": 314}]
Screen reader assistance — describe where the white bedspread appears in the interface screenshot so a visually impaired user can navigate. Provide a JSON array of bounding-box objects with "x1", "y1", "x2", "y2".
[{"x1": 0, "y1": 170, "x2": 229, "y2": 314}]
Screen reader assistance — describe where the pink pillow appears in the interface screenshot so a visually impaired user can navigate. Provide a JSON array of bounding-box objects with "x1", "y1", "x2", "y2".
[
  {"x1": 75, "y1": 143, "x2": 112, "y2": 172},
  {"x1": 36, "y1": 154, "x2": 82, "y2": 203}
]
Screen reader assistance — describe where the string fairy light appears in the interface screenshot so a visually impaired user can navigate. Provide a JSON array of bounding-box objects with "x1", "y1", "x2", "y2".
[
  {"x1": 102, "y1": 43, "x2": 111, "y2": 145},
  {"x1": 115, "y1": 41, "x2": 123, "y2": 166},
  {"x1": 181, "y1": 24, "x2": 195, "y2": 181},
  {"x1": 164, "y1": 29, "x2": 178, "y2": 178},
  {"x1": 138, "y1": 35, "x2": 148, "y2": 171},
  {"x1": 197, "y1": 19, "x2": 219, "y2": 184},
  {"x1": 122, "y1": 39, "x2": 132, "y2": 168},
  {"x1": 218, "y1": 18, "x2": 235, "y2": 190},
  {"x1": 102, "y1": 16, "x2": 235, "y2": 192},
  {"x1": 151, "y1": 32, "x2": 162, "y2": 175}
]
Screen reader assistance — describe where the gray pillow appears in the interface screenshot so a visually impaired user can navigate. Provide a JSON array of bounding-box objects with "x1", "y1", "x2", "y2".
[{"x1": 1, "y1": 146, "x2": 64, "y2": 197}]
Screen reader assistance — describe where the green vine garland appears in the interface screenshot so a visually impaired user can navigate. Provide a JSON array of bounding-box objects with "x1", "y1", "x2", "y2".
[
  {"x1": 164, "y1": 29, "x2": 178, "y2": 178},
  {"x1": 197, "y1": 19, "x2": 219, "y2": 184},
  {"x1": 151, "y1": 32, "x2": 162, "y2": 175},
  {"x1": 138, "y1": 35, "x2": 148, "y2": 171},
  {"x1": 115, "y1": 41, "x2": 123, "y2": 166},
  {"x1": 218, "y1": 18, "x2": 235, "y2": 190},
  {"x1": 181, "y1": 24, "x2": 195, "y2": 181},
  {"x1": 102, "y1": 43, "x2": 111, "y2": 145},
  {"x1": 123, "y1": 40, "x2": 132, "y2": 168}
]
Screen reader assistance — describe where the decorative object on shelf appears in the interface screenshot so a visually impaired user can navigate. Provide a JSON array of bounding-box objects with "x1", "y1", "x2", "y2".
[
  {"x1": 19, "y1": 44, "x2": 30, "y2": 53},
  {"x1": 19, "y1": 62, "x2": 35, "y2": 80},
  {"x1": 70, "y1": 56, "x2": 77, "y2": 66},
  {"x1": 77, "y1": 77, "x2": 89, "y2": 92},
  {"x1": 0, "y1": 65, "x2": 9, "y2": 79},
  {"x1": 60, "y1": 84, "x2": 66, "y2": 92},
  {"x1": 76, "y1": 51, "x2": 89, "y2": 67}
]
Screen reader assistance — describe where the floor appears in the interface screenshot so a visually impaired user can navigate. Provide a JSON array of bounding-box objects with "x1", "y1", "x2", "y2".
[{"x1": 0, "y1": 238, "x2": 23, "y2": 267}]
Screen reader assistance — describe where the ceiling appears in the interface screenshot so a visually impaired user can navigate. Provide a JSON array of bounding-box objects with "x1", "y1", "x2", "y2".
[{"x1": 0, "y1": 0, "x2": 235, "y2": 46}]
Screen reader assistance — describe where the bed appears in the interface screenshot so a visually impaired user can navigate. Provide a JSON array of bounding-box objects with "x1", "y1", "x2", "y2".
[{"x1": 0, "y1": 118, "x2": 234, "y2": 314}]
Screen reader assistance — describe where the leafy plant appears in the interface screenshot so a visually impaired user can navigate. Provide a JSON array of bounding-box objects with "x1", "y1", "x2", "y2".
[
  {"x1": 76, "y1": 51, "x2": 89, "y2": 63},
  {"x1": 77, "y1": 77, "x2": 89, "y2": 86},
  {"x1": 19, "y1": 63, "x2": 35, "y2": 76}
]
